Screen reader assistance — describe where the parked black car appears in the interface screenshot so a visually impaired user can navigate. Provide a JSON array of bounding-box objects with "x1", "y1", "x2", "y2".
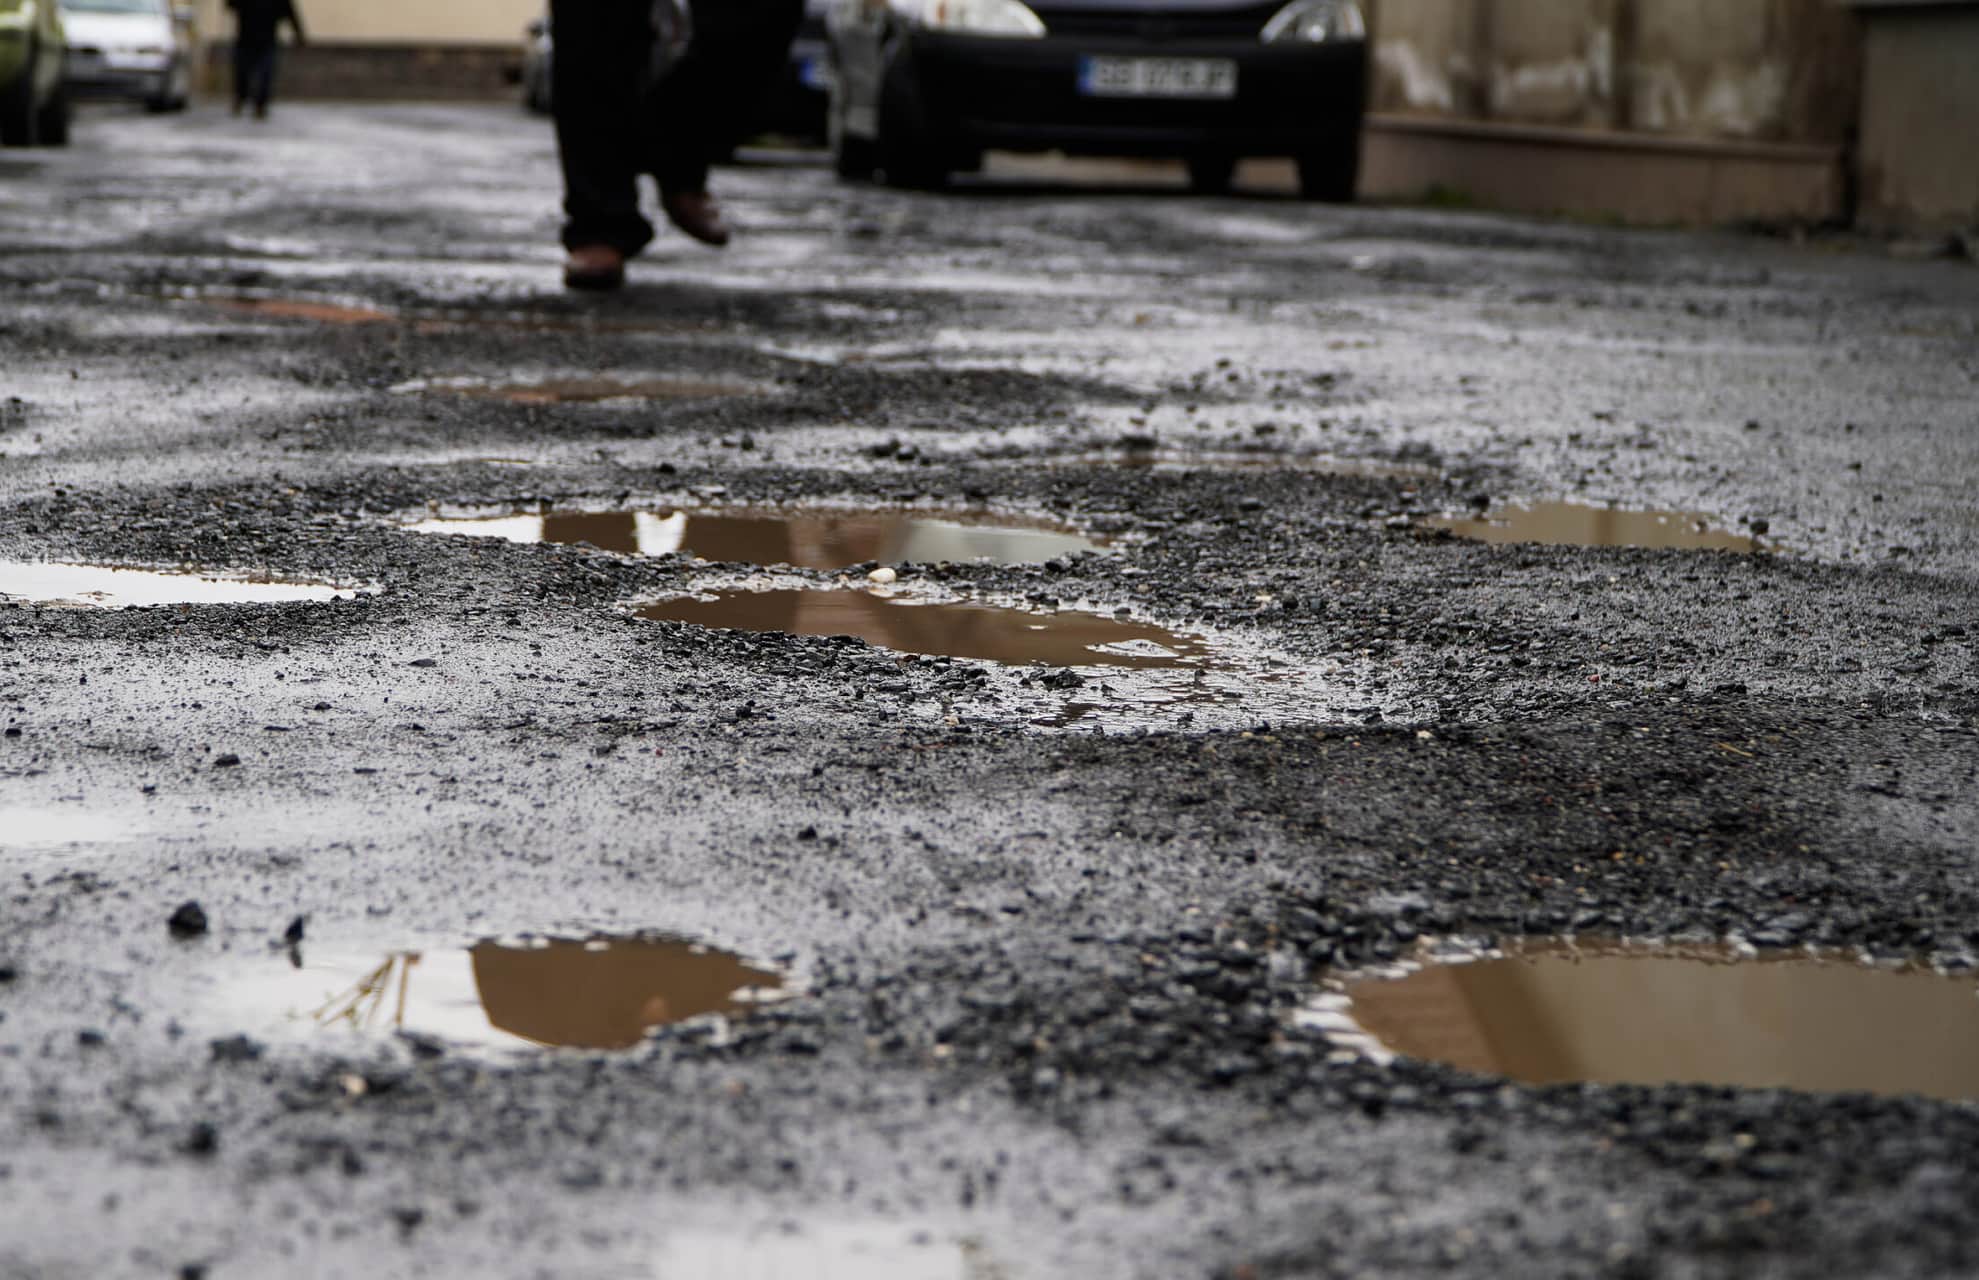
[{"x1": 825, "y1": 0, "x2": 1367, "y2": 196}]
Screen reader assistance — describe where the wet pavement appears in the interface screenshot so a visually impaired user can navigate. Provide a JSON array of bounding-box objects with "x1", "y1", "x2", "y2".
[{"x1": 2, "y1": 103, "x2": 1978, "y2": 1279}]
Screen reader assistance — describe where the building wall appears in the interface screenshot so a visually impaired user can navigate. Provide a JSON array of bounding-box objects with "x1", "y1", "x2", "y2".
[
  {"x1": 1370, "y1": 0, "x2": 1857, "y2": 144},
  {"x1": 1854, "y1": 7, "x2": 1979, "y2": 231},
  {"x1": 192, "y1": 0, "x2": 539, "y2": 46}
]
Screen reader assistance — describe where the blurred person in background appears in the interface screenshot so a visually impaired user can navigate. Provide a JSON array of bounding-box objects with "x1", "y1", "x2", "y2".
[
  {"x1": 226, "y1": 0, "x2": 304, "y2": 119},
  {"x1": 553, "y1": 0, "x2": 803, "y2": 291}
]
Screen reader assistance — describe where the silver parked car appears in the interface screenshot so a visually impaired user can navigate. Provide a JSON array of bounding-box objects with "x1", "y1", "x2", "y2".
[{"x1": 60, "y1": 0, "x2": 190, "y2": 112}]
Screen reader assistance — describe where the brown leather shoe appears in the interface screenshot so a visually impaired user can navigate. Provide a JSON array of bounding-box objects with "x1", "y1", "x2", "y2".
[
  {"x1": 660, "y1": 191, "x2": 731, "y2": 248},
  {"x1": 562, "y1": 244, "x2": 626, "y2": 292}
]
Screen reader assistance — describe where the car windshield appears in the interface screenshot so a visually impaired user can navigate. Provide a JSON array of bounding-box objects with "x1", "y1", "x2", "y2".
[{"x1": 63, "y1": 0, "x2": 166, "y2": 13}]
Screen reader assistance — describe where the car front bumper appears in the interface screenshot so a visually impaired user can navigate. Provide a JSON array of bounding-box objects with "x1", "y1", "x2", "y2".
[
  {"x1": 898, "y1": 31, "x2": 1365, "y2": 157},
  {"x1": 65, "y1": 49, "x2": 171, "y2": 98}
]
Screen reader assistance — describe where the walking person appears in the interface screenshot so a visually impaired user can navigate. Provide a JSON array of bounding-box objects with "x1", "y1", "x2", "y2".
[
  {"x1": 228, "y1": 0, "x2": 305, "y2": 119},
  {"x1": 552, "y1": 0, "x2": 804, "y2": 291}
]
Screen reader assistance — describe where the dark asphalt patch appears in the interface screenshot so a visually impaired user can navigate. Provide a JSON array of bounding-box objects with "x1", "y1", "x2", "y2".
[
  {"x1": 1321, "y1": 937, "x2": 1979, "y2": 1101},
  {"x1": 406, "y1": 506, "x2": 1104, "y2": 569},
  {"x1": 266, "y1": 935, "x2": 788, "y2": 1052},
  {"x1": 1428, "y1": 500, "x2": 1762, "y2": 552}
]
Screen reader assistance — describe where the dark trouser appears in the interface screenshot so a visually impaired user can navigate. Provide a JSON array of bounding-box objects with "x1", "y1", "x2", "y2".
[
  {"x1": 233, "y1": 40, "x2": 278, "y2": 109},
  {"x1": 550, "y1": 0, "x2": 803, "y2": 255}
]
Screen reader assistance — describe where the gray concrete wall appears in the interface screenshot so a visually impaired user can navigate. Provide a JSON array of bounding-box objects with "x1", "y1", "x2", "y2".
[
  {"x1": 1371, "y1": 0, "x2": 1857, "y2": 144},
  {"x1": 1855, "y1": 7, "x2": 1979, "y2": 231}
]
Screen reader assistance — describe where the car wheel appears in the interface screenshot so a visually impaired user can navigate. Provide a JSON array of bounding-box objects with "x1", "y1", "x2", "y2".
[
  {"x1": 1187, "y1": 154, "x2": 1236, "y2": 195},
  {"x1": 35, "y1": 75, "x2": 69, "y2": 144},
  {"x1": 0, "y1": 41, "x2": 41, "y2": 146},
  {"x1": 1295, "y1": 129, "x2": 1360, "y2": 203}
]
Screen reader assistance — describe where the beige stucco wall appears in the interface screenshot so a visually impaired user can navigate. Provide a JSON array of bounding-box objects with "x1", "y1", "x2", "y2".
[
  {"x1": 192, "y1": 0, "x2": 538, "y2": 46},
  {"x1": 1371, "y1": 0, "x2": 1857, "y2": 144},
  {"x1": 1856, "y1": 8, "x2": 1979, "y2": 230}
]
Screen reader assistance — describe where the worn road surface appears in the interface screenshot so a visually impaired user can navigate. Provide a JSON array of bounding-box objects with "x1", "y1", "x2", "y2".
[{"x1": 2, "y1": 103, "x2": 1977, "y2": 1279}]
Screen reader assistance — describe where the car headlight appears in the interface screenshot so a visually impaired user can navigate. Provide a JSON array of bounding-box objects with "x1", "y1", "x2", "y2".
[
  {"x1": 1261, "y1": 0, "x2": 1364, "y2": 43},
  {"x1": 900, "y1": 0, "x2": 1044, "y2": 38}
]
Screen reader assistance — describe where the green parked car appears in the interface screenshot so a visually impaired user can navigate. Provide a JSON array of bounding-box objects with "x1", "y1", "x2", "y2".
[{"x1": 0, "y1": 0, "x2": 71, "y2": 145}]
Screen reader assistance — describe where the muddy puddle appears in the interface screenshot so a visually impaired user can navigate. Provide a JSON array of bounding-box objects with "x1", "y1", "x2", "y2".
[
  {"x1": 409, "y1": 508, "x2": 1103, "y2": 569},
  {"x1": 254, "y1": 934, "x2": 786, "y2": 1052},
  {"x1": 1312, "y1": 938, "x2": 1979, "y2": 1101},
  {"x1": 656, "y1": 1223, "x2": 1001, "y2": 1279},
  {"x1": 395, "y1": 375, "x2": 753, "y2": 404},
  {"x1": 637, "y1": 588, "x2": 1207, "y2": 670},
  {"x1": 0, "y1": 562, "x2": 369, "y2": 608},
  {"x1": 0, "y1": 807, "x2": 133, "y2": 850},
  {"x1": 203, "y1": 296, "x2": 397, "y2": 325},
  {"x1": 1429, "y1": 501, "x2": 1759, "y2": 552},
  {"x1": 189, "y1": 293, "x2": 702, "y2": 335}
]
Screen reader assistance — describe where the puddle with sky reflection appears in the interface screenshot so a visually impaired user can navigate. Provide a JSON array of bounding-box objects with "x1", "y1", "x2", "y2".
[
  {"x1": 394, "y1": 375, "x2": 753, "y2": 404},
  {"x1": 0, "y1": 807, "x2": 134, "y2": 851},
  {"x1": 408, "y1": 507, "x2": 1103, "y2": 570},
  {"x1": 0, "y1": 562, "x2": 370, "y2": 608},
  {"x1": 1429, "y1": 501, "x2": 1760, "y2": 552},
  {"x1": 246, "y1": 934, "x2": 787, "y2": 1052},
  {"x1": 654, "y1": 1222, "x2": 1007, "y2": 1280},
  {"x1": 1310, "y1": 938, "x2": 1979, "y2": 1100}
]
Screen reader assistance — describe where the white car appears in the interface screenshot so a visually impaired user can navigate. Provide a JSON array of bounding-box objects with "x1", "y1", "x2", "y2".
[{"x1": 60, "y1": 0, "x2": 190, "y2": 112}]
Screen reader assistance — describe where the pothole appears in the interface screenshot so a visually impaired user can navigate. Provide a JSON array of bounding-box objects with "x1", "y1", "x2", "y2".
[
  {"x1": 407, "y1": 507, "x2": 1104, "y2": 569},
  {"x1": 0, "y1": 807, "x2": 134, "y2": 850},
  {"x1": 1428, "y1": 501, "x2": 1762, "y2": 551},
  {"x1": 636, "y1": 588, "x2": 1208, "y2": 669},
  {"x1": 0, "y1": 562, "x2": 372, "y2": 608},
  {"x1": 393, "y1": 375, "x2": 754, "y2": 403},
  {"x1": 244, "y1": 933, "x2": 788, "y2": 1052},
  {"x1": 1308, "y1": 937, "x2": 1979, "y2": 1101}
]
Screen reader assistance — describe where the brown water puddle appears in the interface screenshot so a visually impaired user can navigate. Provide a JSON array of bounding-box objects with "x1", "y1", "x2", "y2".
[
  {"x1": 0, "y1": 561, "x2": 369, "y2": 608},
  {"x1": 1327, "y1": 938, "x2": 1979, "y2": 1100},
  {"x1": 402, "y1": 376, "x2": 751, "y2": 404},
  {"x1": 206, "y1": 296, "x2": 397, "y2": 326},
  {"x1": 276, "y1": 934, "x2": 786, "y2": 1052},
  {"x1": 1429, "y1": 501, "x2": 1759, "y2": 552},
  {"x1": 637, "y1": 588, "x2": 1209, "y2": 669},
  {"x1": 410, "y1": 508, "x2": 1103, "y2": 569}
]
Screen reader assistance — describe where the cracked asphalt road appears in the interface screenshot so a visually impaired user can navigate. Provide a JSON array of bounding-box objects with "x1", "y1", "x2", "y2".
[{"x1": 2, "y1": 103, "x2": 1977, "y2": 1279}]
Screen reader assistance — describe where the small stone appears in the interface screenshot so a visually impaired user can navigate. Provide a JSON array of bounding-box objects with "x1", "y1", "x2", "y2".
[
  {"x1": 182, "y1": 1122, "x2": 219, "y2": 1157},
  {"x1": 168, "y1": 902, "x2": 208, "y2": 938},
  {"x1": 407, "y1": 657, "x2": 438, "y2": 668},
  {"x1": 211, "y1": 753, "x2": 240, "y2": 768},
  {"x1": 209, "y1": 1035, "x2": 265, "y2": 1064},
  {"x1": 867, "y1": 566, "x2": 897, "y2": 584},
  {"x1": 282, "y1": 915, "x2": 305, "y2": 945}
]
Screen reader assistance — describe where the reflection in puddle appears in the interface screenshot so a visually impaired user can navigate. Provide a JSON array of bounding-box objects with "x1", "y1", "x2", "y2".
[
  {"x1": 637, "y1": 588, "x2": 1208, "y2": 669},
  {"x1": 409, "y1": 508, "x2": 1103, "y2": 570},
  {"x1": 287, "y1": 935, "x2": 785, "y2": 1051},
  {"x1": 656, "y1": 1223, "x2": 1001, "y2": 1280},
  {"x1": 205, "y1": 296, "x2": 396, "y2": 325},
  {"x1": 1429, "y1": 501, "x2": 1758, "y2": 551},
  {"x1": 0, "y1": 807, "x2": 133, "y2": 850},
  {"x1": 0, "y1": 562, "x2": 369, "y2": 608},
  {"x1": 1072, "y1": 449, "x2": 1432, "y2": 479},
  {"x1": 1320, "y1": 938, "x2": 1979, "y2": 1100},
  {"x1": 396, "y1": 375, "x2": 751, "y2": 404}
]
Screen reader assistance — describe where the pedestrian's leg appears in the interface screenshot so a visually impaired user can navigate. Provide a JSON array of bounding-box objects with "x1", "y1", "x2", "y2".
[
  {"x1": 252, "y1": 45, "x2": 277, "y2": 116},
  {"x1": 550, "y1": 0, "x2": 655, "y2": 286},
  {"x1": 230, "y1": 40, "x2": 251, "y2": 113},
  {"x1": 647, "y1": 0, "x2": 803, "y2": 245}
]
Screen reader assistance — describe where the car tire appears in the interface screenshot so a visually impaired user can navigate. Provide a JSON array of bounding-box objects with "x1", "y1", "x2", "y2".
[
  {"x1": 1295, "y1": 129, "x2": 1360, "y2": 202},
  {"x1": 1187, "y1": 154, "x2": 1236, "y2": 195},
  {"x1": 0, "y1": 41, "x2": 41, "y2": 146},
  {"x1": 36, "y1": 75, "x2": 69, "y2": 144}
]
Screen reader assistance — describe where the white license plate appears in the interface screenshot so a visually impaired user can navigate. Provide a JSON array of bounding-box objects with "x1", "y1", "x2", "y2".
[{"x1": 1077, "y1": 56, "x2": 1237, "y2": 100}]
